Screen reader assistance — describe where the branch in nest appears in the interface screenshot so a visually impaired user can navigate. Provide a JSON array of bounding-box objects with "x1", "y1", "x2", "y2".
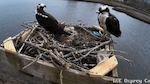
[
  {"x1": 78, "y1": 24, "x2": 100, "y2": 39},
  {"x1": 18, "y1": 26, "x2": 37, "y2": 53},
  {"x1": 115, "y1": 55, "x2": 133, "y2": 67},
  {"x1": 38, "y1": 32, "x2": 48, "y2": 43},
  {"x1": 73, "y1": 40, "x2": 111, "y2": 62},
  {"x1": 23, "y1": 21, "x2": 37, "y2": 27},
  {"x1": 21, "y1": 25, "x2": 32, "y2": 29},
  {"x1": 60, "y1": 69, "x2": 63, "y2": 84},
  {"x1": 22, "y1": 54, "x2": 41, "y2": 70},
  {"x1": 62, "y1": 48, "x2": 91, "y2": 58},
  {"x1": 92, "y1": 50, "x2": 128, "y2": 54},
  {"x1": 48, "y1": 45, "x2": 74, "y2": 52}
]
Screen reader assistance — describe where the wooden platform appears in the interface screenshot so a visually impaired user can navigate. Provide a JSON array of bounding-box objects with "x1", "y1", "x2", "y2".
[
  {"x1": 0, "y1": 24, "x2": 118, "y2": 84},
  {"x1": 88, "y1": 56, "x2": 118, "y2": 78},
  {"x1": 0, "y1": 47, "x2": 117, "y2": 84},
  {"x1": 3, "y1": 37, "x2": 16, "y2": 54}
]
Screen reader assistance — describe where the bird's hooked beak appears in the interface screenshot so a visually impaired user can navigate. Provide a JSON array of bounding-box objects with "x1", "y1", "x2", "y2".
[
  {"x1": 43, "y1": 5, "x2": 46, "y2": 8},
  {"x1": 96, "y1": 11, "x2": 100, "y2": 14},
  {"x1": 40, "y1": 3, "x2": 46, "y2": 7},
  {"x1": 37, "y1": 3, "x2": 46, "y2": 9},
  {"x1": 96, "y1": 7, "x2": 101, "y2": 14}
]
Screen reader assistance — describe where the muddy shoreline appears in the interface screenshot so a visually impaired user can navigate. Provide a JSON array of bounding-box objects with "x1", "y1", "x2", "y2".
[{"x1": 72, "y1": 0, "x2": 150, "y2": 24}]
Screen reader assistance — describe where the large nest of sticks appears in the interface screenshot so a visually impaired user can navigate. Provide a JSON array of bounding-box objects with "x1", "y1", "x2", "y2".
[{"x1": 15, "y1": 21, "x2": 115, "y2": 72}]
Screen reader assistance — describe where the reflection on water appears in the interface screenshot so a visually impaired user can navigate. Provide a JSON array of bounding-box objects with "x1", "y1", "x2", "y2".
[{"x1": 0, "y1": 0, "x2": 150, "y2": 83}]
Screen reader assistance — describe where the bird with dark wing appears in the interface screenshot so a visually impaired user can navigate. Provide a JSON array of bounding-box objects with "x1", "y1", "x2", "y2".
[
  {"x1": 96, "y1": 5, "x2": 121, "y2": 37},
  {"x1": 35, "y1": 3, "x2": 70, "y2": 35}
]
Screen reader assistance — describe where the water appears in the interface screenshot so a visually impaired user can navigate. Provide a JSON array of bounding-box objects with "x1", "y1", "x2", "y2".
[
  {"x1": 0, "y1": 0, "x2": 150, "y2": 83},
  {"x1": 115, "y1": 0, "x2": 150, "y2": 13}
]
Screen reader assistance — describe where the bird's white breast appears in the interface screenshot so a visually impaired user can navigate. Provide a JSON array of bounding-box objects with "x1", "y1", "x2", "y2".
[
  {"x1": 98, "y1": 12, "x2": 109, "y2": 32},
  {"x1": 35, "y1": 10, "x2": 48, "y2": 18},
  {"x1": 37, "y1": 13, "x2": 48, "y2": 18}
]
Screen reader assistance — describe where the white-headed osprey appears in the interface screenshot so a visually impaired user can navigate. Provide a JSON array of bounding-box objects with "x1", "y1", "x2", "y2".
[
  {"x1": 96, "y1": 5, "x2": 121, "y2": 37},
  {"x1": 35, "y1": 3, "x2": 70, "y2": 35}
]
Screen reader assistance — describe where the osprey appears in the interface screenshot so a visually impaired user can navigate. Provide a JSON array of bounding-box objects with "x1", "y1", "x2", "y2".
[
  {"x1": 35, "y1": 3, "x2": 70, "y2": 35},
  {"x1": 96, "y1": 5, "x2": 121, "y2": 37}
]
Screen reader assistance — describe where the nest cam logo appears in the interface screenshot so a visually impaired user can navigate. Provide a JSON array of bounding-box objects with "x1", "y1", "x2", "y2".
[{"x1": 113, "y1": 78, "x2": 122, "y2": 83}]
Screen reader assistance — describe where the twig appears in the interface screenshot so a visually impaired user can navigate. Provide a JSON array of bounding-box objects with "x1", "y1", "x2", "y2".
[
  {"x1": 73, "y1": 40, "x2": 111, "y2": 61},
  {"x1": 60, "y1": 69, "x2": 63, "y2": 84},
  {"x1": 23, "y1": 21, "x2": 37, "y2": 27},
  {"x1": 54, "y1": 48, "x2": 61, "y2": 57},
  {"x1": 63, "y1": 48, "x2": 92, "y2": 58},
  {"x1": 21, "y1": 25, "x2": 32, "y2": 29},
  {"x1": 48, "y1": 45, "x2": 74, "y2": 52},
  {"x1": 49, "y1": 55, "x2": 61, "y2": 68},
  {"x1": 72, "y1": 53, "x2": 77, "y2": 60},
  {"x1": 38, "y1": 32, "x2": 48, "y2": 43},
  {"x1": 79, "y1": 25, "x2": 100, "y2": 39},
  {"x1": 92, "y1": 50, "x2": 128, "y2": 54},
  {"x1": 63, "y1": 53, "x2": 72, "y2": 58},
  {"x1": 97, "y1": 52, "x2": 112, "y2": 64},
  {"x1": 24, "y1": 41, "x2": 67, "y2": 66},
  {"x1": 64, "y1": 58, "x2": 92, "y2": 72},
  {"x1": 74, "y1": 64, "x2": 93, "y2": 73},
  {"x1": 38, "y1": 50, "x2": 62, "y2": 68},
  {"x1": 36, "y1": 50, "x2": 52, "y2": 64},
  {"x1": 22, "y1": 54, "x2": 41, "y2": 70},
  {"x1": 25, "y1": 21, "x2": 37, "y2": 24},
  {"x1": 115, "y1": 55, "x2": 133, "y2": 67},
  {"x1": 18, "y1": 26, "x2": 37, "y2": 53},
  {"x1": 61, "y1": 53, "x2": 91, "y2": 71}
]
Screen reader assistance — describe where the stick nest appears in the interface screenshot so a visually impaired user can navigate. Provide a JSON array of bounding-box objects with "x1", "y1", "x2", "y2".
[{"x1": 14, "y1": 21, "x2": 114, "y2": 72}]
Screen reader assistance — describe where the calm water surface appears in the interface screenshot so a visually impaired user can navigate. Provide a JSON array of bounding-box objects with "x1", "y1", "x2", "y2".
[{"x1": 0, "y1": 0, "x2": 150, "y2": 83}]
